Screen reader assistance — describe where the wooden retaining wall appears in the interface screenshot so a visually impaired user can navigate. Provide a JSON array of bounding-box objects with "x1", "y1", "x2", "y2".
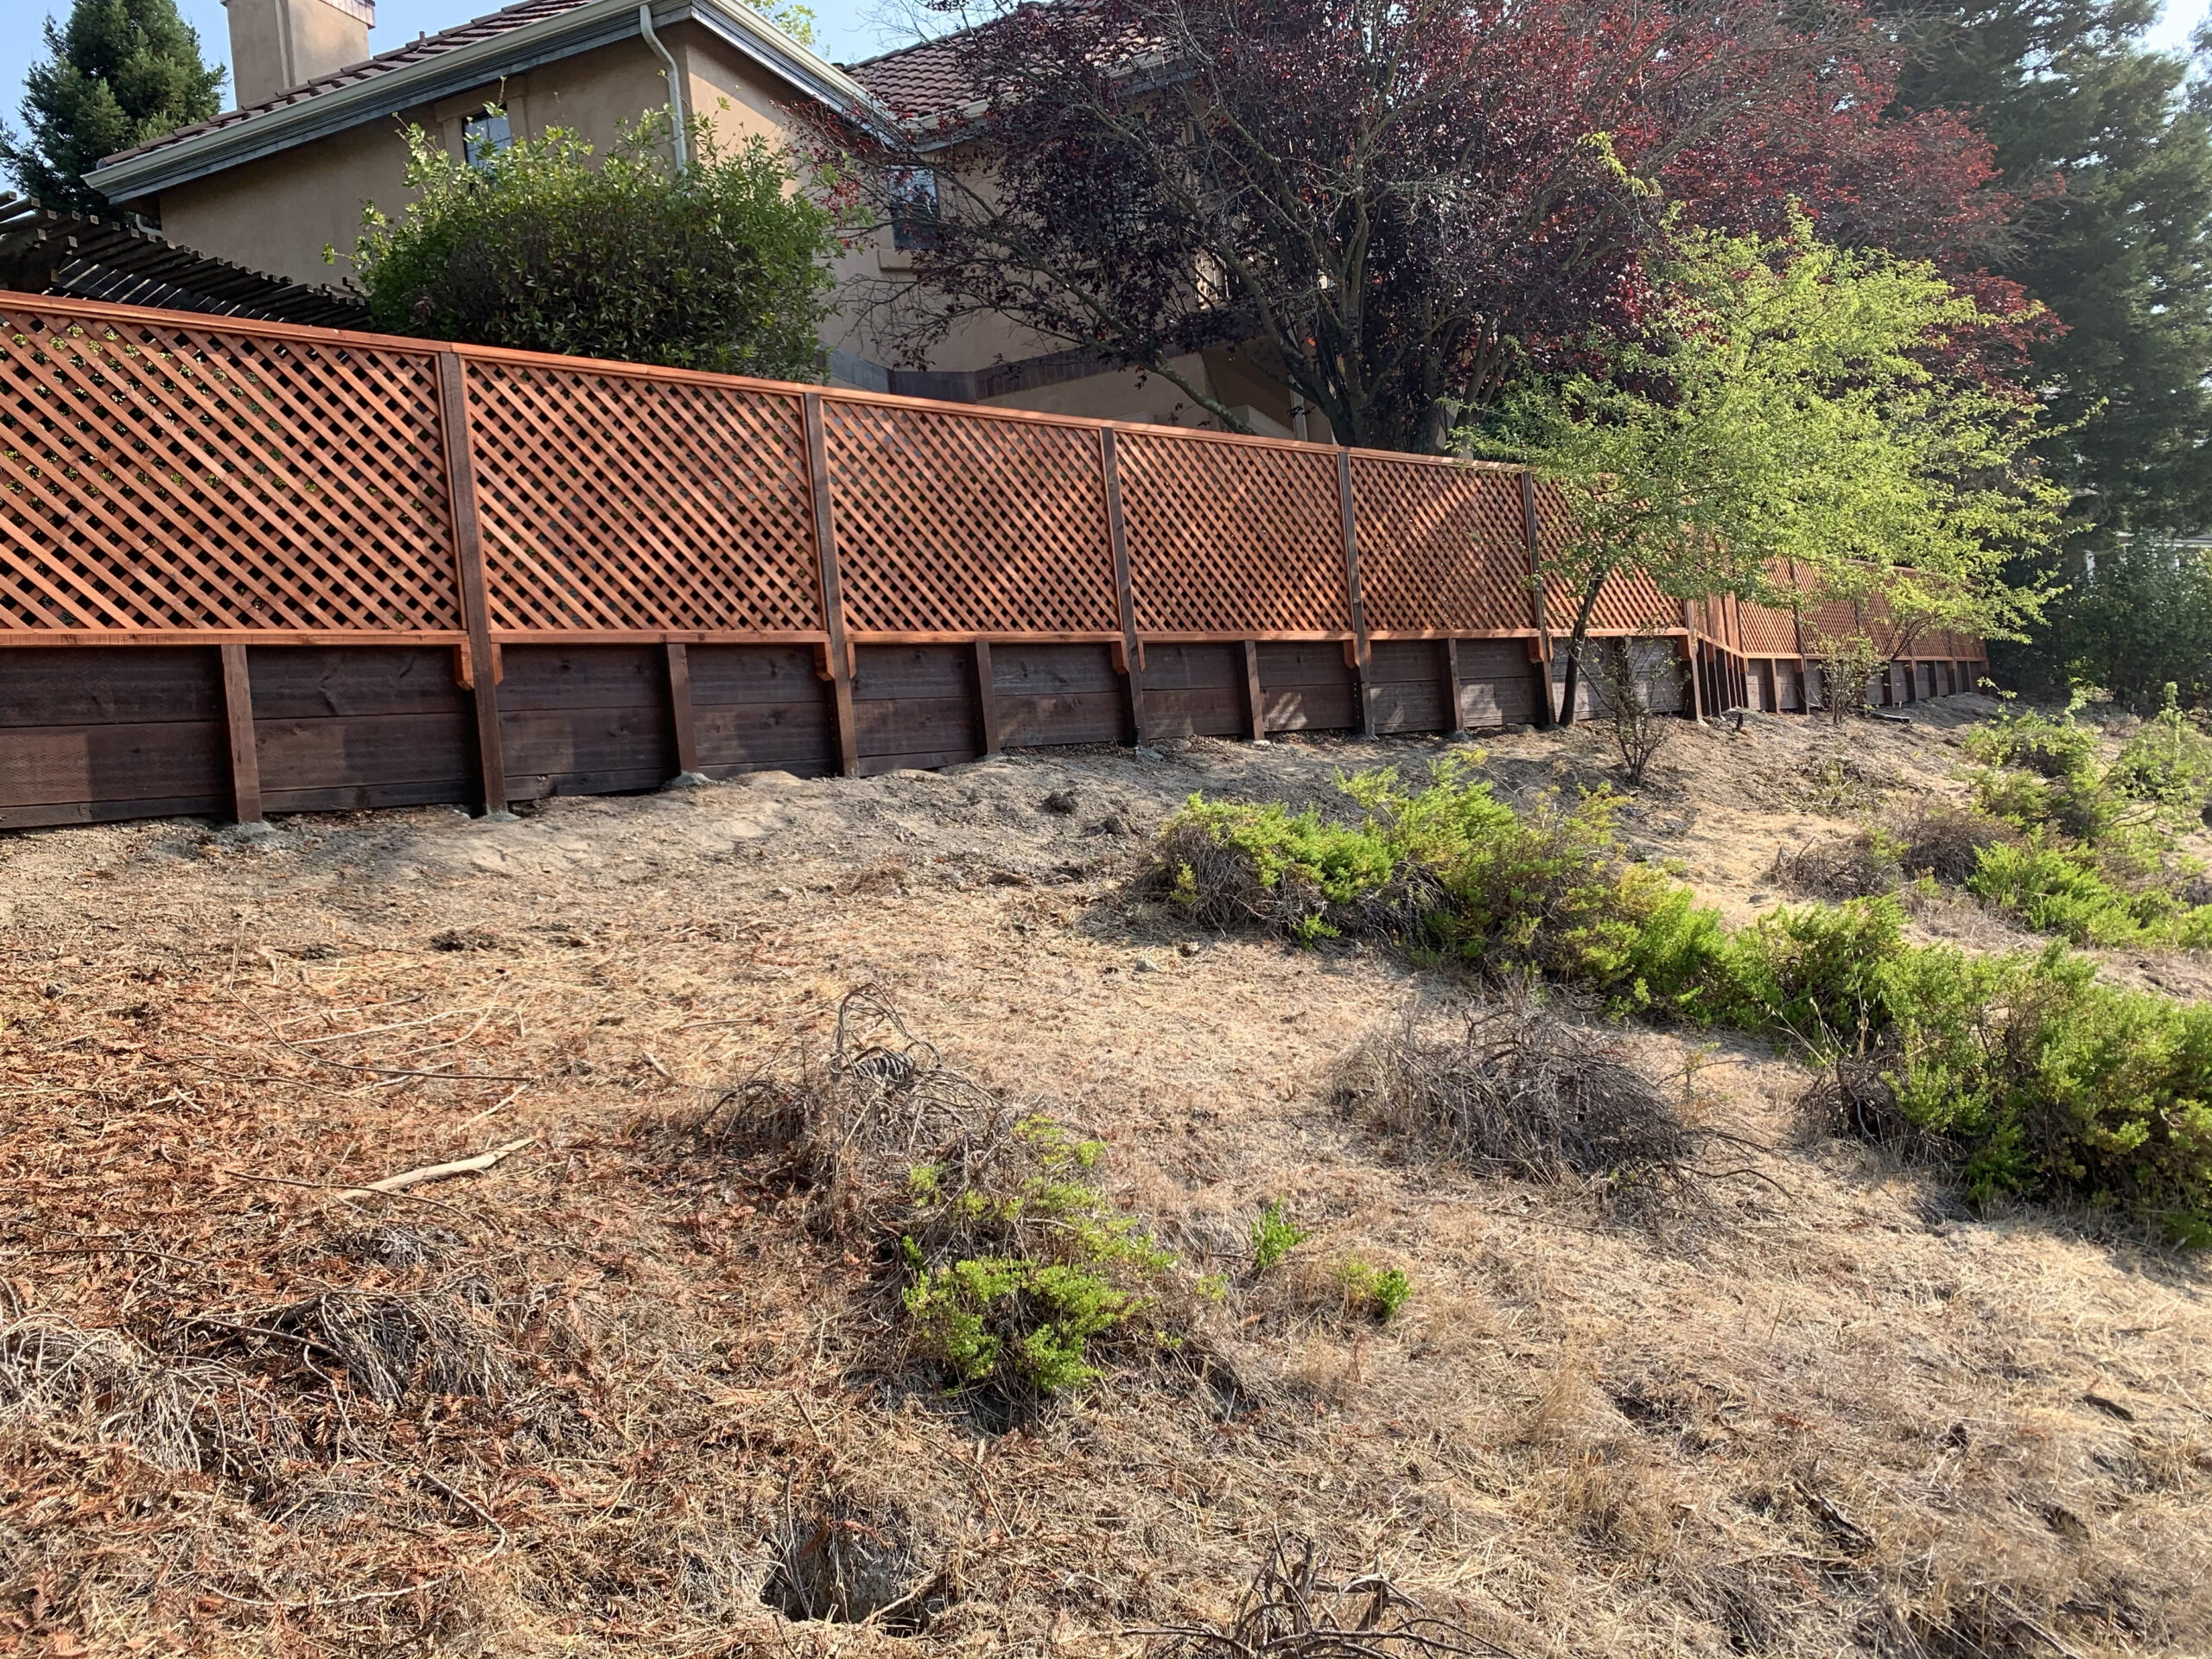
[{"x1": 0, "y1": 293, "x2": 1985, "y2": 830}]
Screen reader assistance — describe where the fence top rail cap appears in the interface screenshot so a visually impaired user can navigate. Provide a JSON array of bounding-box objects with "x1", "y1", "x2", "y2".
[{"x1": 0, "y1": 287, "x2": 1527, "y2": 474}]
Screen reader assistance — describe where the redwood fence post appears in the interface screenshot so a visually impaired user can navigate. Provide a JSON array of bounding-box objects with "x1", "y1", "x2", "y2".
[
  {"x1": 1681, "y1": 598, "x2": 1707, "y2": 721},
  {"x1": 1441, "y1": 639, "x2": 1465, "y2": 735},
  {"x1": 804, "y1": 391, "x2": 860, "y2": 776},
  {"x1": 1243, "y1": 640, "x2": 1266, "y2": 740},
  {"x1": 1336, "y1": 448, "x2": 1376, "y2": 738},
  {"x1": 1521, "y1": 469, "x2": 1554, "y2": 728},
  {"x1": 1098, "y1": 427, "x2": 1147, "y2": 746},
  {"x1": 218, "y1": 643, "x2": 263, "y2": 825},
  {"x1": 973, "y1": 639, "x2": 1003, "y2": 757},
  {"x1": 435, "y1": 350, "x2": 509, "y2": 818},
  {"x1": 664, "y1": 641, "x2": 702, "y2": 779}
]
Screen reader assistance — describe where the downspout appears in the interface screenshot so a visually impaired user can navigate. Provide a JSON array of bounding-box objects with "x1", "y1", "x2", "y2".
[{"x1": 639, "y1": 4, "x2": 690, "y2": 171}]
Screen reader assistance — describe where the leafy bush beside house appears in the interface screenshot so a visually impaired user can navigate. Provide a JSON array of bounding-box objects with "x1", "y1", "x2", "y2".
[{"x1": 347, "y1": 112, "x2": 839, "y2": 380}]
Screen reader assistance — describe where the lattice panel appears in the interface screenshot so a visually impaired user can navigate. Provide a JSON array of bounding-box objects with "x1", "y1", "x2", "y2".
[
  {"x1": 466, "y1": 361, "x2": 818, "y2": 632},
  {"x1": 1118, "y1": 433, "x2": 1348, "y2": 632},
  {"x1": 1739, "y1": 600, "x2": 1801, "y2": 655},
  {"x1": 0, "y1": 304, "x2": 459, "y2": 632},
  {"x1": 1529, "y1": 479, "x2": 1681, "y2": 634},
  {"x1": 1349, "y1": 457, "x2": 1535, "y2": 632},
  {"x1": 1796, "y1": 597, "x2": 1863, "y2": 653},
  {"x1": 823, "y1": 402, "x2": 1117, "y2": 633}
]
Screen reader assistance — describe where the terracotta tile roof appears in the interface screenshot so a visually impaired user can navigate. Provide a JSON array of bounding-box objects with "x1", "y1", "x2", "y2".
[
  {"x1": 99, "y1": 0, "x2": 601, "y2": 167},
  {"x1": 842, "y1": 33, "x2": 980, "y2": 120}
]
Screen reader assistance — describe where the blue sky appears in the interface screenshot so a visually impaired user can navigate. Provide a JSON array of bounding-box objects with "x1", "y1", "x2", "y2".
[{"x1": 0, "y1": 0, "x2": 2203, "y2": 139}]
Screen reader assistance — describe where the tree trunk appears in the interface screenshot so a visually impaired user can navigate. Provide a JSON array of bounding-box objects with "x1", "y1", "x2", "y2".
[{"x1": 1554, "y1": 578, "x2": 1606, "y2": 728}]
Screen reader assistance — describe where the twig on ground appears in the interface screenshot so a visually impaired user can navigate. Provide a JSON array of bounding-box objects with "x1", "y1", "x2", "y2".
[{"x1": 340, "y1": 1136, "x2": 536, "y2": 1199}]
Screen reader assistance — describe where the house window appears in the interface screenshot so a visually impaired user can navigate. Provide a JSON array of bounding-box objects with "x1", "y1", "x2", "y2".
[
  {"x1": 464, "y1": 110, "x2": 512, "y2": 168},
  {"x1": 888, "y1": 167, "x2": 941, "y2": 251}
]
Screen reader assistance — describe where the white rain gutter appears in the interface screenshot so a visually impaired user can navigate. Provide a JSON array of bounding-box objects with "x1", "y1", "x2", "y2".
[{"x1": 638, "y1": 4, "x2": 690, "y2": 171}]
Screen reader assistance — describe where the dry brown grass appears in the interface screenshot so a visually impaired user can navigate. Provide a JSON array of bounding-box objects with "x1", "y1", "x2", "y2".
[
  {"x1": 0, "y1": 725, "x2": 2208, "y2": 1656},
  {"x1": 1332, "y1": 989, "x2": 1702, "y2": 1211}
]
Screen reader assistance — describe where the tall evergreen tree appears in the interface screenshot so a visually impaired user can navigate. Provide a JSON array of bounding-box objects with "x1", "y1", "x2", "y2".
[
  {"x1": 1886, "y1": 0, "x2": 2212, "y2": 543},
  {"x1": 2, "y1": 0, "x2": 226, "y2": 215}
]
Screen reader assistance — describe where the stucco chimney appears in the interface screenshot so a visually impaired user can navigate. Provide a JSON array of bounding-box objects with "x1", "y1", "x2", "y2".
[{"x1": 225, "y1": 0, "x2": 375, "y2": 107}]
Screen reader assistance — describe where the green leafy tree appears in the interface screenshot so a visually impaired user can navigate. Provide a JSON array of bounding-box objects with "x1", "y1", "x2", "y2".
[
  {"x1": 1470, "y1": 213, "x2": 2061, "y2": 722},
  {"x1": 2, "y1": 0, "x2": 225, "y2": 213},
  {"x1": 347, "y1": 111, "x2": 838, "y2": 379},
  {"x1": 742, "y1": 0, "x2": 817, "y2": 43},
  {"x1": 1883, "y1": 0, "x2": 2212, "y2": 544},
  {"x1": 2018, "y1": 537, "x2": 2212, "y2": 710}
]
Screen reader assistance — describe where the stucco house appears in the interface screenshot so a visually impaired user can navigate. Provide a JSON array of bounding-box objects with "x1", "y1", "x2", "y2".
[{"x1": 79, "y1": 0, "x2": 1319, "y2": 438}]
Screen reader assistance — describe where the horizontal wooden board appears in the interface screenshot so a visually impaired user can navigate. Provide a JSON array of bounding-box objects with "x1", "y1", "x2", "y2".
[
  {"x1": 505, "y1": 766, "x2": 668, "y2": 800},
  {"x1": 1372, "y1": 682, "x2": 1449, "y2": 734},
  {"x1": 247, "y1": 646, "x2": 468, "y2": 720},
  {"x1": 693, "y1": 700, "x2": 834, "y2": 769},
  {"x1": 1369, "y1": 640, "x2": 1445, "y2": 683},
  {"x1": 1461, "y1": 676, "x2": 1536, "y2": 728},
  {"x1": 1256, "y1": 641, "x2": 1356, "y2": 689},
  {"x1": 688, "y1": 644, "x2": 830, "y2": 707},
  {"x1": 501, "y1": 707, "x2": 676, "y2": 781},
  {"x1": 255, "y1": 712, "x2": 474, "y2": 792},
  {"x1": 260, "y1": 779, "x2": 474, "y2": 815},
  {"x1": 1262, "y1": 686, "x2": 1357, "y2": 732},
  {"x1": 0, "y1": 646, "x2": 220, "y2": 725},
  {"x1": 0, "y1": 719, "x2": 226, "y2": 806},
  {"x1": 1140, "y1": 685, "x2": 1244, "y2": 738},
  {"x1": 855, "y1": 695, "x2": 980, "y2": 757},
  {"x1": 1139, "y1": 644, "x2": 1243, "y2": 692},
  {"x1": 1001, "y1": 690, "x2": 1127, "y2": 748},
  {"x1": 497, "y1": 645, "x2": 666, "y2": 711},
  {"x1": 700, "y1": 757, "x2": 836, "y2": 781},
  {"x1": 1458, "y1": 641, "x2": 1532, "y2": 680},
  {"x1": 853, "y1": 645, "x2": 973, "y2": 702},
  {"x1": 0, "y1": 792, "x2": 226, "y2": 830},
  {"x1": 993, "y1": 643, "x2": 1122, "y2": 697}
]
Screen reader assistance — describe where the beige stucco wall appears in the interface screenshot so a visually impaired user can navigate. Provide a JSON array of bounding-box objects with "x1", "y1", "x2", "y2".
[{"x1": 154, "y1": 33, "x2": 702, "y2": 287}]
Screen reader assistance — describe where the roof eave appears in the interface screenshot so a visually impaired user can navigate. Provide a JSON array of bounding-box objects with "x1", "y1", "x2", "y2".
[{"x1": 86, "y1": 0, "x2": 895, "y2": 202}]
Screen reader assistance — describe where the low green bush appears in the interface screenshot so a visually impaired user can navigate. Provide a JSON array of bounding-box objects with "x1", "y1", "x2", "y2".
[
  {"x1": 898, "y1": 1119, "x2": 1187, "y2": 1401},
  {"x1": 2107, "y1": 687, "x2": 2212, "y2": 814},
  {"x1": 1967, "y1": 842, "x2": 2212, "y2": 947},
  {"x1": 1338, "y1": 1260, "x2": 1413, "y2": 1321},
  {"x1": 1249, "y1": 1200, "x2": 1309, "y2": 1274},
  {"x1": 1151, "y1": 760, "x2": 2212, "y2": 1238}
]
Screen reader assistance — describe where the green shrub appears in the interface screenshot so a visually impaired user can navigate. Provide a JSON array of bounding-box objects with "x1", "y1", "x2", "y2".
[
  {"x1": 897, "y1": 1118, "x2": 1184, "y2": 1402},
  {"x1": 349, "y1": 112, "x2": 837, "y2": 378},
  {"x1": 1963, "y1": 709, "x2": 2101, "y2": 782},
  {"x1": 1151, "y1": 762, "x2": 2212, "y2": 1237},
  {"x1": 1338, "y1": 1260, "x2": 1412, "y2": 1321},
  {"x1": 1249, "y1": 1200, "x2": 1309, "y2": 1273},
  {"x1": 2107, "y1": 687, "x2": 2212, "y2": 814}
]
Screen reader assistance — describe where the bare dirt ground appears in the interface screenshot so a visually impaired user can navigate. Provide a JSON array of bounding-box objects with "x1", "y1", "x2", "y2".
[{"x1": 4, "y1": 702, "x2": 2210, "y2": 1658}]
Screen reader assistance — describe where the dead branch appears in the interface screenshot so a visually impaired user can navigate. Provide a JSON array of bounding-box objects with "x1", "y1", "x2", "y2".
[{"x1": 340, "y1": 1136, "x2": 537, "y2": 1199}]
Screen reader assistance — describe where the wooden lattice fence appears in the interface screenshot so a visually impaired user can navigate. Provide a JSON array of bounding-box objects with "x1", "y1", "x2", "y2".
[{"x1": 0, "y1": 293, "x2": 1986, "y2": 828}]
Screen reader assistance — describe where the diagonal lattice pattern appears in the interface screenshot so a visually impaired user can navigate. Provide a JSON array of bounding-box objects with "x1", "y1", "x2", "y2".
[
  {"x1": 465, "y1": 360, "x2": 819, "y2": 632},
  {"x1": 1530, "y1": 480, "x2": 1681, "y2": 634},
  {"x1": 823, "y1": 402, "x2": 1117, "y2": 633},
  {"x1": 0, "y1": 304, "x2": 458, "y2": 632},
  {"x1": 1117, "y1": 434, "x2": 1346, "y2": 632},
  {"x1": 1351, "y1": 456, "x2": 1536, "y2": 632},
  {"x1": 1739, "y1": 599, "x2": 1801, "y2": 654}
]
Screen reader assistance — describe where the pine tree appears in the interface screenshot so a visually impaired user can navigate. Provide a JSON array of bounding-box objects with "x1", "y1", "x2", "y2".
[
  {"x1": 1887, "y1": 0, "x2": 2212, "y2": 543},
  {"x1": 2, "y1": 0, "x2": 226, "y2": 214}
]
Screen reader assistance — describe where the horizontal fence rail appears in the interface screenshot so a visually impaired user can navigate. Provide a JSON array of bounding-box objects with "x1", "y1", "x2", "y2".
[{"x1": 0, "y1": 292, "x2": 1986, "y2": 828}]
